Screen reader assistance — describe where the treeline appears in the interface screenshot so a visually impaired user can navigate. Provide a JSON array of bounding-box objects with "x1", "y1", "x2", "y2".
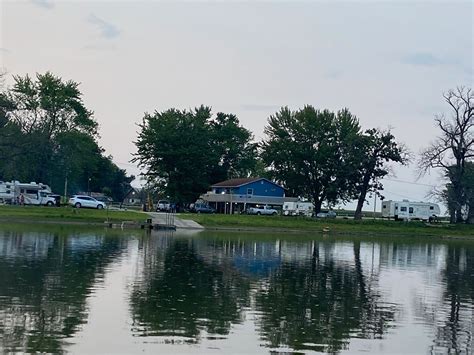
[
  {"x1": 134, "y1": 105, "x2": 408, "y2": 218},
  {"x1": 135, "y1": 92, "x2": 473, "y2": 223},
  {"x1": 0, "y1": 72, "x2": 133, "y2": 201},
  {"x1": 1, "y1": 71, "x2": 471, "y2": 223}
]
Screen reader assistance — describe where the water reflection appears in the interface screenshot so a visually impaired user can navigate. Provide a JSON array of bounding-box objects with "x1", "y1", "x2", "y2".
[
  {"x1": 130, "y1": 236, "x2": 251, "y2": 341},
  {"x1": 252, "y1": 241, "x2": 396, "y2": 353},
  {"x1": 129, "y1": 235, "x2": 398, "y2": 352},
  {"x1": 0, "y1": 226, "x2": 473, "y2": 354},
  {"x1": 0, "y1": 229, "x2": 127, "y2": 353},
  {"x1": 432, "y1": 246, "x2": 474, "y2": 353}
]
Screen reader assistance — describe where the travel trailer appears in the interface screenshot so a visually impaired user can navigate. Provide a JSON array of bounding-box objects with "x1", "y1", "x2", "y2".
[
  {"x1": 0, "y1": 181, "x2": 55, "y2": 206},
  {"x1": 381, "y1": 200, "x2": 440, "y2": 221},
  {"x1": 283, "y1": 201, "x2": 314, "y2": 217}
]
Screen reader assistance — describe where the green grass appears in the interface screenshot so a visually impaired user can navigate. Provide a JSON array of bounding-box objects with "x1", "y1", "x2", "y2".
[
  {"x1": 0, "y1": 205, "x2": 148, "y2": 223},
  {"x1": 179, "y1": 213, "x2": 474, "y2": 237}
]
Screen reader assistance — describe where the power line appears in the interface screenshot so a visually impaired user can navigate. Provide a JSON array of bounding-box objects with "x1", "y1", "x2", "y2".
[{"x1": 384, "y1": 178, "x2": 438, "y2": 188}]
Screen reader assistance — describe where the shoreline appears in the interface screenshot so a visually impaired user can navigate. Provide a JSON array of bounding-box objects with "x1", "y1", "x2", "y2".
[{"x1": 1, "y1": 216, "x2": 473, "y2": 240}]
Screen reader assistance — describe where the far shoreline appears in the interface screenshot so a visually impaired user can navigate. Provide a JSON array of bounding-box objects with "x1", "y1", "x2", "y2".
[{"x1": 1, "y1": 215, "x2": 473, "y2": 241}]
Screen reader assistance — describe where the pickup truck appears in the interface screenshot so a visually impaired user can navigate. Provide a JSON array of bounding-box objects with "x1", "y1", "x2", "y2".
[{"x1": 247, "y1": 206, "x2": 278, "y2": 215}]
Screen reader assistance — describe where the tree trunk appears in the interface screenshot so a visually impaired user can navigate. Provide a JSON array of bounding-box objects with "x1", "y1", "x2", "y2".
[
  {"x1": 467, "y1": 203, "x2": 474, "y2": 224},
  {"x1": 354, "y1": 167, "x2": 374, "y2": 220},
  {"x1": 449, "y1": 208, "x2": 456, "y2": 224},
  {"x1": 354, "y1": 196, "x2": 365, "y2": 220},
  {"x1": 453, "y1": 162, "x2": 465, "y2": 223},
  {"x1": 354, "y1": 177, "x2": 372, "y2": 220},
  {"x1": 313, "y1": 198, "x2": 323, "y2": 215}
]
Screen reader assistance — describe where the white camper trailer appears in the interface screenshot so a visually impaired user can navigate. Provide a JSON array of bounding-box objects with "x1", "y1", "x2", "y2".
[
  {"x1": 283, "y1": 201, "x2": 314, "y2": 217},
  {"x1": 0, "y1": 181, "x2": 55, "y2": 205},
  {"x1": 381, "y1": 200, "x2": 440, "y2": 221}
]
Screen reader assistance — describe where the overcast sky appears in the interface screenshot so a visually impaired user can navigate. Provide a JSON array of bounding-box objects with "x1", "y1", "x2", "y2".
[{"x1": 1, "y1": 0, "x2": 473, "y2": 209}]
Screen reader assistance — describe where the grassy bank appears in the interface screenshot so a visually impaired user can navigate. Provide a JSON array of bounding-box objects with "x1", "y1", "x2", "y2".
[
  {"x1": 0, "y1": 205, "x2": 148, "y2": 224},
  {"x1": 179, "y1": 213, "x2": 474, "y2": 237}
]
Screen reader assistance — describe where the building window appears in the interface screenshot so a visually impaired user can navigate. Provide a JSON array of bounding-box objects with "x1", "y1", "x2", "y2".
[
  {"x1": 409, "y1": 207, "x2": 414, "y2": 213},
  {"x1": 400, "y1": 207, "x2": 407, "y2": 212},
  {"x1": 430, "y1": 206, "x2": 434, "y2": 210},
  {"x1": 247, "y1": 188, "x2": 253, "y2": 195}
]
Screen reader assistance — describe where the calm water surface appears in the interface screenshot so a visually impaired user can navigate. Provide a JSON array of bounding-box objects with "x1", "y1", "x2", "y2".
[{"x1": 0, "y1": 225, "x2": 473, "y2": 354}]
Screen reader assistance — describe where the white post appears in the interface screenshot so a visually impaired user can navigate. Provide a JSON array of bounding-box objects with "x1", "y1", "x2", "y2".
[{"x1": 373, "y1": 194, "x2": 377, "y2": 220}]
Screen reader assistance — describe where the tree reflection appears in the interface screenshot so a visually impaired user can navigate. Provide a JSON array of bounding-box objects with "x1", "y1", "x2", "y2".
[
  {"x1": 130, "y1": 238, "x2": 251, "y2": 341},
  {"x1": 0, "y1": 230, "x2": 125, "y2": 353},
  {"x1": 254, "y1": 242, "x2": 396, "y2": 353},
  {"x1": 432, "y1": 246, "x2": 474, "y2": 353}
]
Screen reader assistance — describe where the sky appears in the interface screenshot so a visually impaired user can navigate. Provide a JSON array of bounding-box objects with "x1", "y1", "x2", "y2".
[{"x1": 1, "y1": 0, "x2": 473, "y2": 211}]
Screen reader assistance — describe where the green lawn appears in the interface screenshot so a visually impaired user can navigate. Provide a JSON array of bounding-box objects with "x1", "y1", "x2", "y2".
[
  {"x1": 179, "y1": 213, "x2": 474, "y2": 237},
  {"x1": 0, "y1": 205, "x2": 148, "y2": 223}
]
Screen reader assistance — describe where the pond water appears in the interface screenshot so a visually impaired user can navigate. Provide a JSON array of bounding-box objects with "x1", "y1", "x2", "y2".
[{"x1": 0, "y1": 225, "x2": 473, "y2": 354}]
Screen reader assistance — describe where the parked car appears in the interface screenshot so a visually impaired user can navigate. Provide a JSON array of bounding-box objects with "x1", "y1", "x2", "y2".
[
  {"x1": 156, "y1": 199, "x2": 171, "y2": 212},
  {"x1": 191, "y1": 203, "x2": 215, "y2": 214},
  {"x1": 69, "y1": 195, "x2": 106, "y2": 209},
  {"x1": 315, "y1": 210, "x2": 337, "y2": 218},
  {"x1": 247, "y1": 205, "x2": 278, "y2": 215}
]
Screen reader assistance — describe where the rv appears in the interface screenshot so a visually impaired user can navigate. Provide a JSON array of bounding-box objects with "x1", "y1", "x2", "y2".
[
  {"x1": 0, "y1": 181, "x2": 55, "y2": 206},
  {"x1": 283, "y1": 201, "x2": 314, "y2": 217},
  {"x1": 381, "y1": 200, "x2": 440, "y2": 221}
]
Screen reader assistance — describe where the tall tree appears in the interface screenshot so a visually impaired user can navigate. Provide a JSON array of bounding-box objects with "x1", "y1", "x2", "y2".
[
  {"x1": 261, "y1": 106, "x2": 361, "y2": 213},
  {"x1": 352, "y1": 129, "x2": 409, "y2": 220},
  {"x1": 209, "y1": 112, "x2": 258, "y2": 182},
  {"x1": 0, "y1": 72, "x2": 133, "y2": 199},
  {"x1": 134, "y1": 106, "x2": 257, "y2": 203},
  {"x1": 440, "y1": 162, "x2": 474, "y2": 224},
  {"x1": 0, "y1": 72, "x2": 97, "y2": 183},
  {"x1": 419, "y1": 87, "x2": 473, "y2": 223}
]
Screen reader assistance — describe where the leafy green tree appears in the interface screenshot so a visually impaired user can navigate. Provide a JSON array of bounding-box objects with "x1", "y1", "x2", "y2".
[
  {"x1": 134, "y1": 106, "x2": 257, "y2": 203},
  {"x1": 0, "y1": 72, "x2": 97, "y2": 183},
  {"x1": 419, "y1": 87, "x2": 473, "y2": 223},
  {"x1": 209, "y1": 112, "x2": 258, "y2": 182},
  {"x1": 0, "y1": 72, "x2": 133, "y2": 200},
  {"x1": 352, "y1": 129, "x2": 409, "y2": 220},
  {"x1": 440, "y1": 162, "x2": 474, "y2": 223},
  {"x1": 261, "y1": 106, "x2": 361, "y2": 213}
]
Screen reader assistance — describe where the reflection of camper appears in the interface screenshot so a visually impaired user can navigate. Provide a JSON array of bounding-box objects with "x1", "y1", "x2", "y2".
[
  {"x1": 0, "y1": 181, "x2": 55, "y2": 206},
  {"x1": 381, "y1": 200, "x2": 440, "y2": 221},
  {"x1": 283, "y1": 201, "x2": 314, "y2": 217}
]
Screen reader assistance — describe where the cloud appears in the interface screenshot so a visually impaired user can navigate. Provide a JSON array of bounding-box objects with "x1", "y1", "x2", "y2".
[
  {"x1": 87, "y1": 14, "x2": 120, "y2": 40},
  {"x1": 0, "y1": 48, "x2": 9, "y2": 53},
  {"x1": 83, "y1": 43, "x2": 117, "y2": 51},
  {"x1": 30, "y1": 0, "x2": 54, "y2": 9},
  {"x1": 240, "y1": 104, "x2": 280, "y2": 112},
  {"x1": 402, "y1": 52, "x2": 445, "y2": 67},
  {"x1": 325, "y1": 70, "x2": 342, "y2": 79}
]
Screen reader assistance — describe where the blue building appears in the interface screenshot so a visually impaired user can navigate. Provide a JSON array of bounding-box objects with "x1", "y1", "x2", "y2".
[{"x1": 201, "y1": 177, "x2": 297, "y2": 214}]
